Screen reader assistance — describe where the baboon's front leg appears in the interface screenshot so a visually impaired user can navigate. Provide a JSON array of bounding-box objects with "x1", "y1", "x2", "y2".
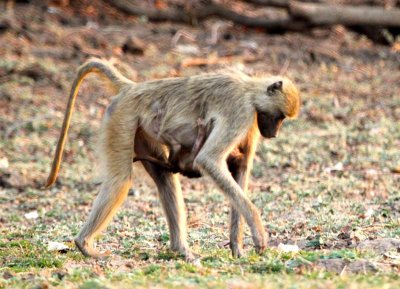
[
  {"x1": 197, "y1": 155, "x2": 266, "y2": 254},
  {"x1": 227, "y1": 134, "x2": 258, "y2": 257},
  {"x1": 227, "y1": 154, "x2": 247, "y2": 257},
  {"x1": 134, "y1": 133, "x2": 194, "y2": 261},
  {"x1": 195, "y1": 127, "x2": 267, "y2": 254}
]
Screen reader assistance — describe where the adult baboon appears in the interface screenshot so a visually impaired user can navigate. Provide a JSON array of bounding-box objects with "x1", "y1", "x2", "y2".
[{"x1": 46, "y1": 58, "x2": 300, "y2": 261}]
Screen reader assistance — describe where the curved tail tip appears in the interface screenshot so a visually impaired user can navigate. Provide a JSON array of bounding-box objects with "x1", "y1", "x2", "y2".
[{"x1": 45, "y1": 177, "x2": 56, "y2": 188}]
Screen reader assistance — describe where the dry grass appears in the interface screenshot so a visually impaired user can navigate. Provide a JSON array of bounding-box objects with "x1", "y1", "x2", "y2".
[{"x1": 0, "y1": 2, "x2": 399, "y2": 288}]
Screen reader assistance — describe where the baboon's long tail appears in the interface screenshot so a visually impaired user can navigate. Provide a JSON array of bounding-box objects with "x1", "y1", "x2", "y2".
[{"x1": 45, "y1": 58, "x2": 134, "y2": 188}]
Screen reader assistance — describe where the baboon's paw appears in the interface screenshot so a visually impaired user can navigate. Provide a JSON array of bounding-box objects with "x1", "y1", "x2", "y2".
[
  {"x1": 253, "y1": 233, "x2": 268, "y2": 255},
  {"x1": 230, "y1": 243, "x2": 244, "y2": 258}
]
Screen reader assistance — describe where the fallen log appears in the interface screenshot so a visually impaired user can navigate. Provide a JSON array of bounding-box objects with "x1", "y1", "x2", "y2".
[
  {"x1": 243, "y1": 0, "x2": 289, "y2": 8},
  {"x1": 289, "y1": 1, "x2": 400, "y2": 27},
  {"x1": 106, "y1": 0, "x2": 313, "y2": 32},
  {"x1": 106, "y1": 0, "x2": 400, "y2": 45},
  {"x1": 244, "y1": 0, "x2": 322, "y2": 9}
]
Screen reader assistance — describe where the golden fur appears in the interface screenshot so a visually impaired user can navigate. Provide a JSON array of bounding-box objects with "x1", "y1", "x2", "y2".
[{"x1": 46, "y1": 58, "x2": 300, "y2": 261}]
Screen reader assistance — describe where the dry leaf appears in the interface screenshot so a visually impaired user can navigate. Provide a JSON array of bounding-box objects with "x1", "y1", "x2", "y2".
[
  {"x1": 383, "y1": 252, "x2": 400, "y2": 260},
  {"x1": 391, "y1": 42, "x2": 400, "y2": 52},
  {"x1": 391, "y1": 166, "x2": 400, "y2": 174}
]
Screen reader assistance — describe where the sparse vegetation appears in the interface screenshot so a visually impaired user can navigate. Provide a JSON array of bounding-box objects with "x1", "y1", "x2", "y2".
[{"x1": 0, "y1": 1, "x2": 399, "y2": 288}]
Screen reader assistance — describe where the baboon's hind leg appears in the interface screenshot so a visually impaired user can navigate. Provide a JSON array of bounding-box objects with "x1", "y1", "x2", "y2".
[
  {"x1": 135, "y1": 131, "x2": 194, "y2": 261},
  {"x1": 75, "y1": 118, "x2": 137, "y2": 258}
]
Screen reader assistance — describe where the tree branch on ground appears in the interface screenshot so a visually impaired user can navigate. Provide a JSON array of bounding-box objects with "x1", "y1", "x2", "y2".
[
  {"x1": 107, "y1": 0, "x2": 400, "y2": 44},
  {"x1": 289, "y1": 1, "x2": 400, "y2": 27},
  {"x1": 106, "y1": 0, "x2": 313, "y2": 32},
  {"x1": 243, "y1": 0, "x2": 289, "y2": 8}
]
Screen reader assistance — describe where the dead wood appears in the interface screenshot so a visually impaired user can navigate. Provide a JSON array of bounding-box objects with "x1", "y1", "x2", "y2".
[
  {"x1": 106, "y1": 0, "x2": 400, "y2": 44},
  {"x1": 243, "y1": 0, "x2": 321, "y2": 8},
  {"x1": 106, "y1": 0, "x2": 313, "y2": 33},
  {"x1": 289, "y1": 1, "x2": 400, "y2": 27},
  {"x1": 243, "y1": 0, "x2": 289, "y2": 8}
]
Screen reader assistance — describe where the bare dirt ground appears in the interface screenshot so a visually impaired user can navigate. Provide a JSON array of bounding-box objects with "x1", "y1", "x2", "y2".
[{"x1": 0, "y1": 1, "x2": 399, "y2": 288}]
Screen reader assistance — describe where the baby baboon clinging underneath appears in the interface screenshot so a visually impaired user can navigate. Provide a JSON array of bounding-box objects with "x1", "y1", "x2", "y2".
[
  {"x1": 46, "y1": 58, "x2": 300, "y2": 261},
  {"x1": 133, "y1": 102, "x2": 211, "y2": 178}
]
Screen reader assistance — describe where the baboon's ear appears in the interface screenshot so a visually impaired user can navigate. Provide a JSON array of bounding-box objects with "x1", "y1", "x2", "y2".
[{"x1": 267, "y1": 81, "x2": 283, "y2": 94}]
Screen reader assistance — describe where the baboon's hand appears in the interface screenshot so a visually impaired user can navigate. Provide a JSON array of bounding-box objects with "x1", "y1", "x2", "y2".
[
  {"x1": 254, "y1": 234, "x2": 268, "y2": 255},
  {"x1": 230, "y1": 242, "x2": 244, "y2": 258}
]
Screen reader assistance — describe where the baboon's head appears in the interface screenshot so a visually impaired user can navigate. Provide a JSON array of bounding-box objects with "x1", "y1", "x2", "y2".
[{"x1": 252, "y1": 77, "x2": 300, "y2": 138}]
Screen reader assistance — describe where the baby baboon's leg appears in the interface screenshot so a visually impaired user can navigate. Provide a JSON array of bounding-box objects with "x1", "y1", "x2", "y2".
[
  {"x1": 190, "y1": 118, "x2": 208, "y2": 158},
  {"x1": 195, "y1": 126, "x2": 267, "y2": 254},
  {"x1": 168, "y1": 140, "x2": 182, "y2": 164},
  {"x1": 133, "y1": 155, "x2": 174, "y2": 171},
  {"x1": 75, "y1": 118, "x2": 136, "y2": 258},
  {"x1": 134, "y1": 132, "x2": 194, "y2": 261}
]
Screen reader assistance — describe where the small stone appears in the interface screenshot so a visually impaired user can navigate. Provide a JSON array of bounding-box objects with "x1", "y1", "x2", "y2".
[
  {"x1": 47, "y1": 241, "x2": 70, "y2": 253},
  {"x1": 0, "y1": 157, "x2": 9, "y2": 169},
  {"x1": 128, "y1": 188, "x2": 140, "y2": 196},
  {"x1": 3, "y1": 271, "x2": 13, "y2": 279},
  {"x1": 24, "y1": 211, "x2": 39, "y2": 220}
]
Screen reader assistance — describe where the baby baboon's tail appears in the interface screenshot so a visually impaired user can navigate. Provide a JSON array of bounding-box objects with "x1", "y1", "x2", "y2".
[{"x1": 45, "y1": 59, "x2": 134, "y2": 188}]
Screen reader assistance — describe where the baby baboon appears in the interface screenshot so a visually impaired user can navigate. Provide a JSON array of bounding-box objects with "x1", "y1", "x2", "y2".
[
  {"x1": 133, "y1": 103, "x2": 211, "y2": 178},
  {"x1": 46, "y1": 58, "x2": 300, "y2": 261}
]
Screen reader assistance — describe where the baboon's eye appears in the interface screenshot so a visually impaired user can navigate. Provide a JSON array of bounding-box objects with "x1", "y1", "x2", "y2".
[{"x1": 267, "y1": 81, "x2": 283, "y2": 95}]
